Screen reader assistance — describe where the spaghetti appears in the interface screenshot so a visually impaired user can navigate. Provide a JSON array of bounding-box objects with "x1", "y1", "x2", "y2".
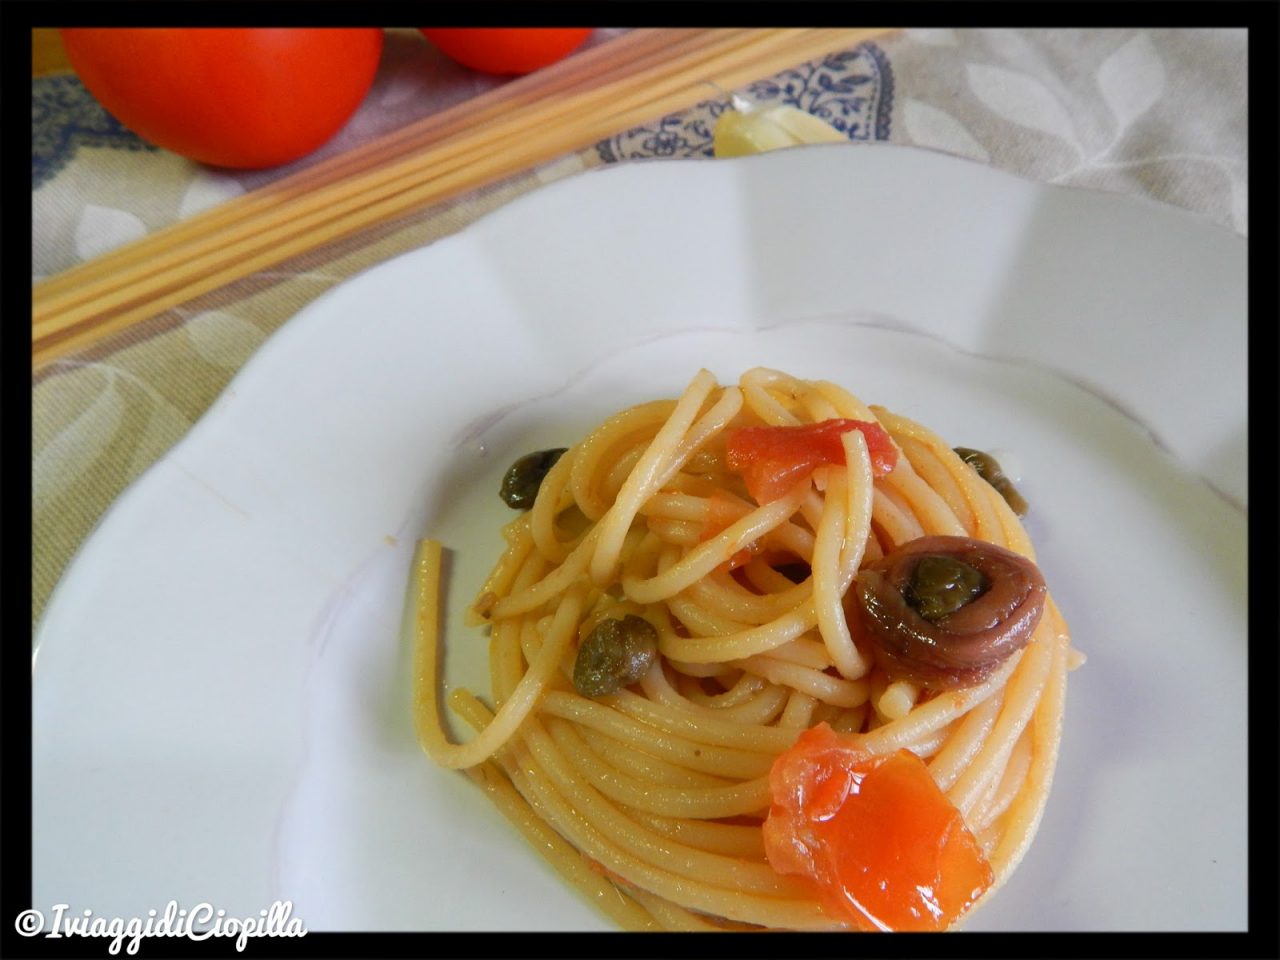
[{"x1": 409, "y1": 367, "x2": 1080, "y2": 931}]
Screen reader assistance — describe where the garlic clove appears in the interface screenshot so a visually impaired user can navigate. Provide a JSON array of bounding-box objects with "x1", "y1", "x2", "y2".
[{"x1": 713, "y1": 103, "x2": 847, "y2": 158}]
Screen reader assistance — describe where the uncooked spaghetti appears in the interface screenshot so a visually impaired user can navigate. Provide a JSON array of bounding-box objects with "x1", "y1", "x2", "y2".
[{"x1": 409, "y1": 367, "x2": 1079, "y2": 931}]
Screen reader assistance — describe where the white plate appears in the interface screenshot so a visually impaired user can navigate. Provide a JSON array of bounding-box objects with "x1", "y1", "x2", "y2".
[{"x1": 33, "y1": 145, "x2": 1247, "y2": 933}]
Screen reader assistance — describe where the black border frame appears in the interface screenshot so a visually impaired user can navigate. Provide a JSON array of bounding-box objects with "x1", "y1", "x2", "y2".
[{"x1": 8, "y1": 3, "x2": 1277, "y2": 958}]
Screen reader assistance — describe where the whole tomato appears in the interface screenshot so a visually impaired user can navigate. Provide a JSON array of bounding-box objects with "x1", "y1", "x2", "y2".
[
  {"x1": 420, "y1": 28, "x2": 592, "y2": 75},
  {"x1": 60, "y1": 28, "x2": 384, "y2": 169}
]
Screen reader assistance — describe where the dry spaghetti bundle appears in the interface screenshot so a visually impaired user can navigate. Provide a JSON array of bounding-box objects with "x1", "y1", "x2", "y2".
[{"x1": 409, "y1": 367, "x2": 1079, "y2": 932}]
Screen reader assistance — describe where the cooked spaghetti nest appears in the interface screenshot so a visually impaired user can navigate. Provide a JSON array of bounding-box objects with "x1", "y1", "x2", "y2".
[{"x1": 409, "y1": 367, "x2": 1080, "y2": 931}]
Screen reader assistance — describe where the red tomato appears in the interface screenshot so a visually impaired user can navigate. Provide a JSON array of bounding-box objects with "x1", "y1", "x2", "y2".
[
  {"x1": 60, "y1": 28, "x2": 384, "y2": 169},
  {"x1": 700, "y1": 489, "x2": 763, "y2": 570},
  {"x1": 762, "y1": 723, "x2": 993, "y2": 931},
  {"x1": 725, "y1": 419, "x2": 899, "y2": 504},
  {"x1": 420, "y1": 28, "x2": 592, "y2": 75}
]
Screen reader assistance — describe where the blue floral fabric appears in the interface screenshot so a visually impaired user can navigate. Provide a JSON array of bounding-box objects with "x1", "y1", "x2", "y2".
[
  {"x1": 32, "y1": 75, "x2": 157, "y2": 190},
  {"x1": 594, "y1": 44, "x2": 893, "y2": 163}
]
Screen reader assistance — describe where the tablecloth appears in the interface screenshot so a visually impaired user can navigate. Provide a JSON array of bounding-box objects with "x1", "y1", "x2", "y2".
[{"x1": 31, "y1": 27, "x2": 1249, "y2": 628}]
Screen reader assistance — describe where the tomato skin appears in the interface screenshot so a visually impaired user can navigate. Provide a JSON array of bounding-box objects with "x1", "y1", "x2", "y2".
[
  {"x1": 725, "y1": 419, "x2": 899, "y2": 504},
  {"x1": 60, "y1": 28, "x2": 384, "y2": 169},
  {"x1": 763, "y1": 723, "x2": 993, "y2": 931},
  {"x1": 421, "y1": 28, "x2": 592, "y2": 75}
]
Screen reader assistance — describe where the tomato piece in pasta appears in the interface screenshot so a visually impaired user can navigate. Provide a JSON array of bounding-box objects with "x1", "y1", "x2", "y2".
[
  {"x1": 762, "y1": 723, "x2": 993, "y2": 931},
  {"x1": 699, "y1": 489, "x2": 763, "y2": 569},
  {"x1": 725, "y1": 419, "x2": 897, "y2": 504}
]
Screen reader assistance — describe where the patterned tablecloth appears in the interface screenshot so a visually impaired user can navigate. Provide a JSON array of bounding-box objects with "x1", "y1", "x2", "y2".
[{"x1": 31, "y1": 27, "x2": 1248, "y2": 628}]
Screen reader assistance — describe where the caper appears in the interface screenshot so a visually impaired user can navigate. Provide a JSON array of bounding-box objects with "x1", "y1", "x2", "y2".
[
  {"x1": 573, "y1": 615, "x2": 659, "y2": 697},
  {"x1": 499, "y1": 448, "x2": 568, "y2": 510},
  {"x1": 954, "y1": 447, "x2": 1028, "y2": 516},
  {"x1": 904, "y1": 554, "x2": 989, "y2": 622}
]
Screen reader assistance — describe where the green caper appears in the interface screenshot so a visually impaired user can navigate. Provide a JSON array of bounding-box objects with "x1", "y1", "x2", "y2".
[
  {"x1": 573, "y1": 615, "x2": 659, "y2": 697},
  {"x1": 953, "y1": 447, "x2": 1029, "y2": 516},
  {"x1": 904, "y1": 554, "x2": 989, "y2": 622},
  {"x1": 499, "y1": 448, "x2": 568, "y2": 510}
]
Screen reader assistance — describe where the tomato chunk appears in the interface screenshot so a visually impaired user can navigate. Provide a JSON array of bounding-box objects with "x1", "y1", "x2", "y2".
[
  {"x1": 724, "y1": 419, "x2": 898, "y2": 504},
  {"x1": 762, "y1": 723, "x2": 993, "y2": 931},
  {"x1": 700, "y1": 489, "x2": 760, "y2": 569}
]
